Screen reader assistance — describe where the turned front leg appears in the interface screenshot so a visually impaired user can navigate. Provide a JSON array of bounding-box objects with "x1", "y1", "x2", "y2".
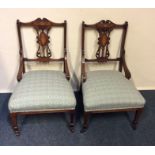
[{"x1": 10, "y1": 113, "x2": 20, "y2": 136}]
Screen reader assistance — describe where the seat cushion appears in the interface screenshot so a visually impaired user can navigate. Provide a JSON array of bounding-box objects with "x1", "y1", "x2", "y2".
[
  {"x1": 9, "y1": 70, "x2": 76, "y2": 112},
  {"x1": 82, "y1": 70, "x2": 145, "y2": 111}
]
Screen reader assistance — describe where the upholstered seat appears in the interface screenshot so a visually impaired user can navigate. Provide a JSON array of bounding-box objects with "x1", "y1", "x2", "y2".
[
  {"x1": 9, "y1": 70, "x2": 76, "y2": 112},
  {"x1": 83, "y1": 70, "x2": 145, "y2": 111}
]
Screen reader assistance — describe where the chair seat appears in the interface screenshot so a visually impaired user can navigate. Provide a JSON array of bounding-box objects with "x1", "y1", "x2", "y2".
[
  {"x1": 82, "y1": 70, "x2": 145, "y2": 112},
  {"x1": 9, "y1": 70, "x2": 76, "y2": 112}
]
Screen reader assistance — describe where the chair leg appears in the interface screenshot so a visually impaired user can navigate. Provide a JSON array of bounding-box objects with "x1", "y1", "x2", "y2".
[
  {"x1": 132, "y1": 108, "x2": 144, "y2": 130},
  {"x1": 10, "y1": 113, "x2": 20, "y2": 136},
  {"x1": 69, "y1": 111, "x2": 75, "y2": 133},
  {"x1": 80, "y1": 112, "x2": 89, "y2": 133}
]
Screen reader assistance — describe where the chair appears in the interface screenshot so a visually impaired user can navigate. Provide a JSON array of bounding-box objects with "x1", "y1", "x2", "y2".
[
  {"x1": 81, "y1": 20, "x2": 145, "y2": 132},
  {"x1": 8, "y1": 18, "x2": 76, "y2": 136}
]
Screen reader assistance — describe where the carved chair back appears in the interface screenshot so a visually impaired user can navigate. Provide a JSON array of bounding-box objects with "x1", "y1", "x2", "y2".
[
  {"x1": 81, "y1": 20, "x2": 131, "y2": 81},
  {"x1": 17, "y1": 18, "x2": 70, "y2": 81}
]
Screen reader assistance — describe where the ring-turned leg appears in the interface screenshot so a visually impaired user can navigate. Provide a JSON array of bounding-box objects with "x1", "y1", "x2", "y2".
[
  {"x1": 132, "y1": 108, "x2": 144, "y2": 130},
  {"x1": 80, "y1": 112, "x2": 89, "y2": 133},
  {"x1": 69, "y1": 111, "x2": 75, "y2": 133},
  {"x1": 10, "y1": 113, "x2": 20, "y2": 136}
]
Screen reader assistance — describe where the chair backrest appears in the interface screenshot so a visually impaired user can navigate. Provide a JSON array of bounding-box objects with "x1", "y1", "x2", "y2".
[
  {"x1": 17, "y1": 18, "x2": 70, "y2": 80},
  {"x1": 81, "y1": 20, "x2": 131, "y2": 81}
]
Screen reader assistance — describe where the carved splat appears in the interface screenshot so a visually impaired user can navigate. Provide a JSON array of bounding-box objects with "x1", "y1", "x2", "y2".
[
  {"x1": 32, "y1": 18, "x2": 53, "y2": 58},
  {"x1": 96, "y1": 31, "x2": 110, "y2": 62},
  {"x1": 36, "y1": 29, "x2": 52, "y2": 58},
  {"x1": 95, "y1": 20, "x2": 115, "y2": 62}
]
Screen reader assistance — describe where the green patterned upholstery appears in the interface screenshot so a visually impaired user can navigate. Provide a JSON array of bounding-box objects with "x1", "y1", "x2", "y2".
[
  {"x1": 9, "y1": 70, "x2": 76, "y2": 112},
  {"x1": 82, "y1": 70, "x2": 145, "y2": 111}
]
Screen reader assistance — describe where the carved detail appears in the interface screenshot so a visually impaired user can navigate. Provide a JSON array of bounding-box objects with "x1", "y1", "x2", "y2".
[
  {"x1": 36, "y1": 30, "x2": 51, "y2": 58},
  {"x1": 95, "y1": 20, "x2": 117, "y2": 62},
  {"x1": 96, "y1": 29, "x2": 110, "y2": 62},
  {"x1": 32, "y1": 18, "x2": 53, "y2": 31},
  {"x1": 31, "y1": 18, "x2": 53, "y2": 58},
  {"x1": 38, "y1": 31, "x2": 49, "y2": 46},
  {"x1": 98, "y1": 32, "x2": 109, "y2": 46},
  {"x1": 96, "y1": 20, "x2": 116, "y2": 31}
]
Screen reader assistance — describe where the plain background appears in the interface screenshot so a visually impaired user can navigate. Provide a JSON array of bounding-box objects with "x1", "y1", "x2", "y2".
[{"x1": 0, "y1": 8, "x2": 155, "y2": 92}]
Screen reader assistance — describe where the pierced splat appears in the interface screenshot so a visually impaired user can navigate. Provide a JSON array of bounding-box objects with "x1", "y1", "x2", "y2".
[
  {"x1": 36, "y1": 29, "x2": 51, "y2": 58},
  {"x1": 95, "y1": 20, "x2": 115, "y2": 62},
  {"x1": 31, "y1": 18, "x2": 53, "y2": 58},
  {"x1": 96, "y1": 30, "x2": 110, "y2": 62}
]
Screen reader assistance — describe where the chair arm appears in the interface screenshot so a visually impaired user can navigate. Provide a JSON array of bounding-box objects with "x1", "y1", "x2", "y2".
[
  {"x1": 64, "y1": 56, "x2": 70, "y2": 80},
  {"x1": 81, "y1": 56, "x2": 87, "y2": 82},
  {"x1": 122, "y1": 55, "x2": 131, "y2": 79},
  {"x1": 17, "y1": 57, "x2": 24, "y2": 82}
]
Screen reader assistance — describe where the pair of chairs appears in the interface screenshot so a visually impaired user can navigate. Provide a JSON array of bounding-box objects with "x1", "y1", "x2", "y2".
[{"x1": 8, "y1": 18, "x2": 145, "y2": 136}]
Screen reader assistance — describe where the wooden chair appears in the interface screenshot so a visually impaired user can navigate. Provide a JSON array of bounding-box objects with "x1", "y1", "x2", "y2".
[
  {"x1": 81, "y1": 20, "x2": 145, "y2": 132},
  {"x1": 8, "y1": 18, "x2": 76, "y2": 136}
]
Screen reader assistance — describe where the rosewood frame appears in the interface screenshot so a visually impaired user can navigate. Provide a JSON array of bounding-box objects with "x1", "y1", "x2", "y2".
[
  {"x1": 81, "y1": 20, "x2": 144, "y2": 132},
  {"x1": 10, "y1": 18, "x2": 75, "y2": 136}
]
